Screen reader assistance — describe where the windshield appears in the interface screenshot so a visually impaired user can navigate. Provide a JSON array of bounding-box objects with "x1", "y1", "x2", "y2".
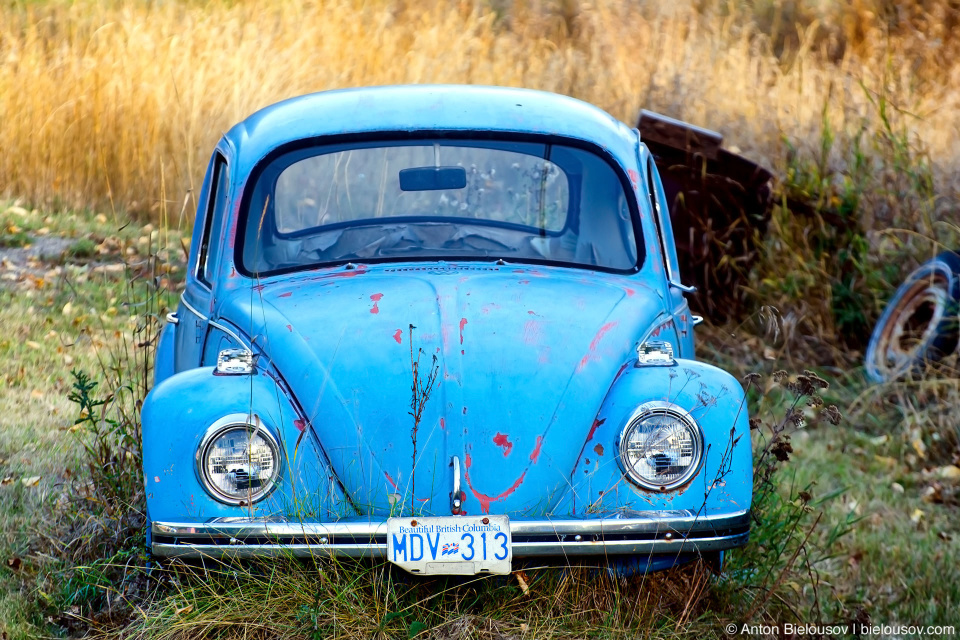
[{"x1": 239, "y1": 138, "x2": 641, "y2": 275}]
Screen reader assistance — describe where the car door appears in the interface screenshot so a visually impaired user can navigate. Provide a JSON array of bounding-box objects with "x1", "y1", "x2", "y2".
[
  {"x1": 645, "y1": 154, "x2": 696, "y2": 357},
  {"x1": 174, "y1": 152, "x2": 230, "y2": 372}
]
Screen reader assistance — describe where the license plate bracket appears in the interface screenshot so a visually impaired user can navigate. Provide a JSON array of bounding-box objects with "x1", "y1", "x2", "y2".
[{"x1": 386, "y1": 515, "x2": 512, "y2": 575}]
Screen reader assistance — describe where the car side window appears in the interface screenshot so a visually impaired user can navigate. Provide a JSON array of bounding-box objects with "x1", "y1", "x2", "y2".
[
  {"x1": 646, "y1": 157, "x2": 678, "y2": 282},
  {"x1": 197, "y1": 155, "x2": 229, "y2": 286}
]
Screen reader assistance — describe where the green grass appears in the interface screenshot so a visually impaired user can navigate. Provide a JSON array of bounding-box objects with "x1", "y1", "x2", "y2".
[{"x1": 0, "y1": 201, "x2": 183, "y2": 638}]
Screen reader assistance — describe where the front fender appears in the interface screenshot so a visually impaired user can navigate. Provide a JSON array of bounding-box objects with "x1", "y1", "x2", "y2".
[
  {"x1": 142, "y1": 366, "x2": 348, "y2": 523},
  {"x1": 553, "y1": 358, "x2": 752, "y2": 516}
]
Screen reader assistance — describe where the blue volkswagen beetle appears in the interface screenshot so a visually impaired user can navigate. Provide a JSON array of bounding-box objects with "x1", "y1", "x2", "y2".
[{"x1": 144, "y1": 86, "x2": 752, "y2": 575}]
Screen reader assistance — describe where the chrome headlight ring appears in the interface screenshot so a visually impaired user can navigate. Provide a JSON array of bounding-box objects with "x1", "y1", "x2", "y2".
[
  {"x1": 195, "y1": 413, "x2": 283, "y2": 505},
  {"x1": 615, "y1": 401, "x2": 704, "y2": 491}
]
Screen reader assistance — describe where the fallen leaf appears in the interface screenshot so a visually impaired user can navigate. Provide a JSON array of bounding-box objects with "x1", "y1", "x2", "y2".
[
  {"x1": 175, "y1": 604, "x2": 193, "y2": 615},
  {"x1": 6, "y1": 557, "x2": 22, "y2": 571},
  {"x1": 939, "y1": 531, "x2": 953, "y2": 541},
  {"x1": 874, "y1": 455, "x2": 898, "y2": 469},
  {"x1": 21, "y1": 476, "x2": 40, "y2": 487},
  {"x1": 1, "y1": 477, "x2": 13, "y2": 486},
  {"x1": 891, "y1": 482, "x2": 905, "y2": 494},
  {"x1": 30, "y1": 389, "x2": 43, "y2": 400},
  {"x1": 936, "y1": 466, "x2": 960, "y2": 481},
  {"x1": 912, "y1": 438, "x2": 927, "y2": 459},
  {"x1": 25, "y1": 341, "x2": 40, "y2": 350},
  {"x1": 514, "y1": 570, "x2": 530, "y2": 595},
  {"x1": 910, "y1": 508, "x2": 925, "y2": 524},
  {"x1": 62, "y1": 302, "x2": 73, "y2": 317},
  {"x1": 94, "y1": 213, "x2": 108, "y2": 223}
]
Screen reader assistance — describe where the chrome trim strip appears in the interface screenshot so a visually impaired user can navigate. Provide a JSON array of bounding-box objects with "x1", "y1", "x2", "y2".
[
  {"x1": 153, "y1": 533, "x2": 748, "y2": 560},
  {"x1": 179, "y1": 293, "x2": 251, "y2": 352},
  {"x1": 151, "y1": 510, "x2": 749, "y2": 559},
  {"x1": 179, "y1": 294, "x2": 208, "y2": 322}
]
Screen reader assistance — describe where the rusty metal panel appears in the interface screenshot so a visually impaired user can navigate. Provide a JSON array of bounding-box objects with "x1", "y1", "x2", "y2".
[{"x1": 639, "y1": 111, "x2": 773, "y2": 321}]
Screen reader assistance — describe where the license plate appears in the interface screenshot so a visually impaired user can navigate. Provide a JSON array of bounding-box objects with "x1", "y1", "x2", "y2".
[{"x1": 386, "y1": 515, "x2": 512, "y2": 575}]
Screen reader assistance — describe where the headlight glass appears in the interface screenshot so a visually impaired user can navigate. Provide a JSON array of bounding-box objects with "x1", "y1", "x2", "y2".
[
  {"x1": 198, "y1": 416, "x2": 281, "y2": 504},
  {"x1": 618, "y1": 403, "x2": 703, "y2": 490}
]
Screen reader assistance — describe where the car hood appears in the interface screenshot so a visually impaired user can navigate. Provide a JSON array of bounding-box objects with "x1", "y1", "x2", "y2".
[{"x1": 218, "y1": 264, "x2": 666, "y2": 517}]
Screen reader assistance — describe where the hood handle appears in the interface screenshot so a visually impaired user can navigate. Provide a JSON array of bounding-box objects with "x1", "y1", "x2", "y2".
[{"x1": 450, "y1": 456, "x2": 462, "y2": 515}]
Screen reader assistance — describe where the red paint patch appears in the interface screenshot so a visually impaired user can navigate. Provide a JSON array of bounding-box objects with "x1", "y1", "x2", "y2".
[
  {"x1": 530, "y1": 435, "x2": 544, "y2": 463},
  {"x1": 278, "y1": 291, "x2": 292, "y2": 298},
  {"x1": 594, "y1": 443, "x2": 605, "y2": 456},
  {"x1": 522, "y1": 319, "x2": 542, "y2": 345},
  {"x1": 627, "y1": 168, "x2": 640, "y2": 189},
  {"x1": 252, "y1": 284, "x2": 265, "y2": 293},
  {"x1": 576, "y1": 321, "x2": 619, "y2": 372},
  {"x1": 493, "y1": 432, "x2": 514, "y2": 456},
  {"x1": 294, "y1": 419, "x2": 306, "y2": 432},
  {"x1": 393, "y1": 329, "x2": 403, "y2": 344},
  {"x1": 384, "y1": 471, "x2": 397, "y2": 490},
  {"x1": 286, "y1": 324, "x2": 293, "y2": 332},
  {"x1": 465, "y1": 467, "x2": 527, "y2": 515},
  {"x1": 370, "y1": 293, "x2": 383, "y2": 314},
  {"x1": 624, "y1": 287, "x2": 635, "y2": 297},
  {"x1": 587, "y1": 417, "x2": 606, "y2": 442},
  {"x1": 527, "y1": 310, "x2": 536, "y2": 315},
  {"x1": 518, "y1": 279, "x2": 530, "y2": 285},
  {"x1": 229, "y1": 267, "x2": 237, "y2": 278},
  {"x1": 440, "y1": 418, "x2": 446, "y2": 430},
  {"x1": 459, "y1": 318, "x2": 468, "y2": 344}
]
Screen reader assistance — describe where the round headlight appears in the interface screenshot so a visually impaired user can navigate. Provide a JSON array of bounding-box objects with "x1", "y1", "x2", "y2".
[
  {"x1": 196, "y1": 414, "x2": 281, "y2": 504},
  {"x1": 617, "y1": 402, "x2": 704, "y2": 490}
]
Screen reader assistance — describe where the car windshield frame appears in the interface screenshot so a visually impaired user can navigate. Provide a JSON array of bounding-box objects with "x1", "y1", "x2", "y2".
[{"x1": 234, "y1": 131, "x2": 645, "y2": 278}]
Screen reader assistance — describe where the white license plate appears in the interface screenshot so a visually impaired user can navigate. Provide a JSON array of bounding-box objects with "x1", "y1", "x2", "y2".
[{"x1": 386, "y1": 515, "x2": 512, "y2": 575}]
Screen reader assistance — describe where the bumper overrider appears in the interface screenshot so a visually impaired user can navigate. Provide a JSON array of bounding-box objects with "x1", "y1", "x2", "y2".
[{"x1": 152, "y1": 510, "x2": 749, "y2": 559}]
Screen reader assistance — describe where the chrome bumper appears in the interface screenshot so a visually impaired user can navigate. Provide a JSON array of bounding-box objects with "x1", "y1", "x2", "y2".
[{"x1": 152, "y1": 510, "x2": 749, "y2": 559}]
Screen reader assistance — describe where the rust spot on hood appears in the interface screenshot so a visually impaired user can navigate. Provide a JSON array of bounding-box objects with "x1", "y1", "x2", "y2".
[
  {"x1": 370, "y1": 293, "x2": 383, "y2": 314},
  {"x1": 593, "y1": 443, "x2": 605, "y2": 456}
]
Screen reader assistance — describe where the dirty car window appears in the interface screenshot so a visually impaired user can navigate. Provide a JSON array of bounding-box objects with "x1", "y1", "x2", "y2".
[{"x1": 240, "y1": 139, "x2": 640, "y2": 275}]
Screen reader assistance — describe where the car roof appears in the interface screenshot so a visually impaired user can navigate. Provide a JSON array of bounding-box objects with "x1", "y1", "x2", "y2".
[{"x1": 222, "y1": 85, "x2": 639, "y2": 172}]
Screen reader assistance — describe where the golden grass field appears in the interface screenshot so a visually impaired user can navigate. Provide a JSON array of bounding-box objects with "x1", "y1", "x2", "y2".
[{"x1": 1, "y1": 0, "x2": 958, "y2": 221}]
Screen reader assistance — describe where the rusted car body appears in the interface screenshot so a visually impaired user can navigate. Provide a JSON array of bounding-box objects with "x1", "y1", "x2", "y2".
[{"x1": 143, "y1": 86, "x2": 752, "y2": 575}]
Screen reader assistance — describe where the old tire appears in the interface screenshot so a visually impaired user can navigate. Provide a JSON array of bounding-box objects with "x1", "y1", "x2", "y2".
[{"x1": 865, "y1": 250, "x2": 960, "y2": 383}]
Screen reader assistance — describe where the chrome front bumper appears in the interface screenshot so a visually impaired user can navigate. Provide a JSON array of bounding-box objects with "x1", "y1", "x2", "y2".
[{"x1": 152, "y1": 510, "x2": 749, "y2": 559}]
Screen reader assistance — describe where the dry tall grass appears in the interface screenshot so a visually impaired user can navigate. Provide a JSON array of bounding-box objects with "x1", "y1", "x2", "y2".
[{"x1": 1, "y1": 0, "x2": 958, "y2": 222}]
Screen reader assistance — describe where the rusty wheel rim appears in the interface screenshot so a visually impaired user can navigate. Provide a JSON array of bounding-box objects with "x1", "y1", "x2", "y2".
[{"x1": 872, "y1": 273, "x2": 951, "y2": 378}]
